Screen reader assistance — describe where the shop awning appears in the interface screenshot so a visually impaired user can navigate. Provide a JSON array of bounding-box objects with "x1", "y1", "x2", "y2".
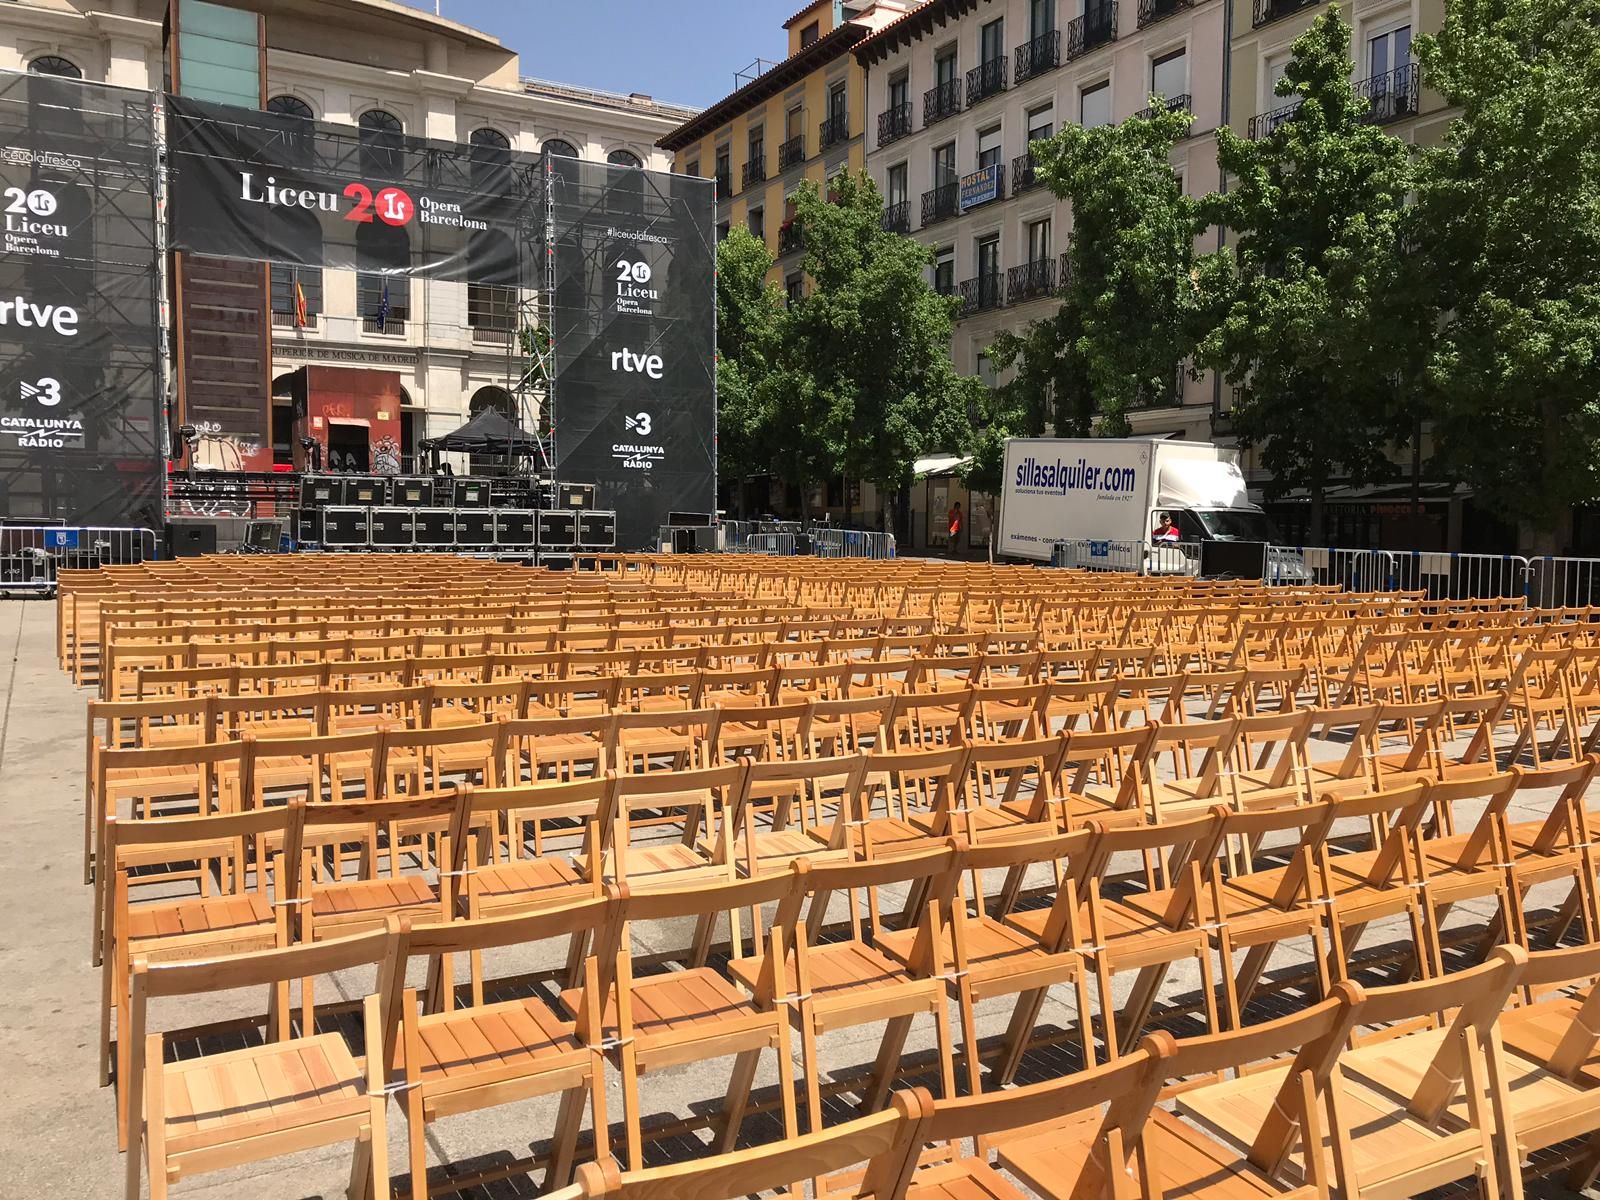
[{"x1": 913, "y1": 454, "x2": 972, "y2": 479}]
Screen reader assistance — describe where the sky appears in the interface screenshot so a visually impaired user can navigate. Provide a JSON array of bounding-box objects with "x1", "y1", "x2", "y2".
[{"x1": 397, "y1": 1, "x2": 802, "y2": 110}]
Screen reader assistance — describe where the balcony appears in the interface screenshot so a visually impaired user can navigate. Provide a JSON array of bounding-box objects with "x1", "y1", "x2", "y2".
[
  {"x1": 966, "y1": 56, "x2": 1008, "y2": 106},
  {"x1": 778, "y1": 221, "x2": 805, "y2": 256},
  {"x1": 471, "y1": 324, "x2": 515, "y2": 345},
  {"x1": 1247, "y1": 97, "x2": 1302, "y2": 139},
  {"x1": 1068, "y1": 3, "x2": 1118, "y2": 58},
  {"x1": 271, "y1": 310, "x2": 318, "y2": 330},
  {"x1": 921, "y1": 181, "x2": 960, "y2": 226},
  {"x1": 741, "y1": 156, "x2": 767, "y2": 189},
  {"x1": 1014, "y1": 30, "x2": 1061, "y2": 83},
  {"x1": 881, "y1": 199, "x2": 911, "y2": 234},
  {"x1": 1012, "y1": 151, "x2": 1041, "y2": 193},
  {"x1": 1058, "y1": 250, "x2": 1075, "y2": 292},
  {"x1": 1134, "y1": 93, "x2": 1192, "y2": 121},
  {"x1": 958, "y1": 273, "x2": 1005, "y2": 317},
  {"x1": 924, "y1": 78, "x2": 962, "y2": 126},
  {"x1": 1252, "y1": 0, "x2": 1318, "y2": 26},
  {"x1": 819, "y1": 111, "x2": 850, "y2": 150},
  {"x1": 959, "y1": 162, "x2": 1005, "y2": 210},
  {"x1": 1007, "y1": 258, "x2": 1057, "y2": 303},
  {"x1": 714, "y1": 171, "x2": 732, "y2": 197},
  {"x1": 878, "y1": 104, "x2": 913, "y2": 147},
  {"x1": 1135, "y1": 362, "x2": 1186, "y2": 408},
  {"x1": 362, "y1": 317, "x2": 406, "y2": 335},
  {"x1": 778, "y1": 134, "x2": 806, "y2": 172},
  {"x1": 1355, "y1": 63, "x2": 1420, "y2": 125},
  {"x1": 1138, "y1": 0, "x2": 1194, "y2": 25}
]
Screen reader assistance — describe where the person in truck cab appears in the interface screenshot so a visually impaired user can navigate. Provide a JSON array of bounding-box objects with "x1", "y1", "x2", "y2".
[{"x1": 1152, "y1": 513, "x2": 1181, "y2": 544}]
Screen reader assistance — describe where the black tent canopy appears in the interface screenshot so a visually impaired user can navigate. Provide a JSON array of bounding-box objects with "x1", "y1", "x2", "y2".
[{"x1": 420, "y1": 408, "x2": 537, "y2": 454}]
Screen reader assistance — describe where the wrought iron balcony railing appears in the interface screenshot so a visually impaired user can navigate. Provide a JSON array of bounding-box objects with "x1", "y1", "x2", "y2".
[
  {"x1": 924, "y1": 78, "x2": 962, "y2": 126},
  {"x1": 967, "y1": 56, "x2": 1008, "y2": 105},
  {"x1": 1012, "y1": 151, "x2": 1040, "y2": 193},
  {"x1": 741, "y1": 156, "x2": 767, "y2": 188},
  {"x1": 1068, "y1": 3, "x2": 1118, "y2": 58},
  {"x1": 1247, "y1": 97, "x2": 1302, "y2": 139},
  {"x1": 1138, "y1": 0, "x2": 1194, "y2": 26},
  {"x1": 714, "y1": 171, "x2": 732, "y2": 197},
  {"x1": 921, "y1": 181, "x2": 960, "y2": 226},
  {"x1": 1252, "y1": 0, "x2": 1318, "y2": 27},
  {"x1": 777, "y1": 134, "x2": 806, "y2": 172},
  {"x1": 877, "y1": 103, "x2": 913, "y2": 147},
  {"x1": 1355, "y1": 63, "x2": 1420, "y2": 125},
  {"x1": 1007, "y1": 258, "x2": 1057, "y2": 303},
  {"x1": 778, "y1": 222, "x2": 804, "y2": 256},
  {"x1": 819, "y1": 111, "x2": 850, "y2": 150},
  {"x1": 881, "y1": 199, "x2": 911, "y2": 234},
  {"x1": 958, "y1": 272, "x2": 1005, "y2": 317},
  {"x1": 1014, "y1": 30, "x2": 1061, "y2": 83},
  {"x1": 1058, "y1": 249, "x2": 1075, "y2": 292},
  {"x1": 1133, "y1": 93, "x2": 1192, "y2": 121}
]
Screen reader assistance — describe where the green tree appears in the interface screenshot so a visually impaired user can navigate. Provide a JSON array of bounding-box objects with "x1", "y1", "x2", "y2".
[
  {"x1": 714, "y1": 226, "x2": 785, "y2": 516},
  {"x1": 772, "y1": 171, "x2": 981, "y2": 529},
  {"x1": 1414, "y1": 0, "x2": 1600, "y2": 550},
  {"x1": 1026, "y1": 95, "x2": 1206, "y2": 434},
  {"x1": 1198, "y1": 5, "x2": 1427, "y2": 542}
]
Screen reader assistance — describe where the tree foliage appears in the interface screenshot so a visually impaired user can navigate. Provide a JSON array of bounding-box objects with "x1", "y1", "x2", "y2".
[
  {"x1": 1414, "y1": 0, "x2": 1600, "y2": 541},
  {"x1": 1031, "y1": 98, "x2": 1206, "y2": 434},
  {"x1": 713, "y1": 226, "x2": 784, "y2": 498},
  {"x1": 765, "y1": 171, "x2": 980, "y2": 511},
  {"x1": 1197, "y1": 5, "x2": 1427, "y2": 540}
]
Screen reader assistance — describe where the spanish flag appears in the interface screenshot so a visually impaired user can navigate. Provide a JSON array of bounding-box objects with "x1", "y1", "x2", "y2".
[{"x1": 294, "y1": 276, "x2": 308, "y2": 329}]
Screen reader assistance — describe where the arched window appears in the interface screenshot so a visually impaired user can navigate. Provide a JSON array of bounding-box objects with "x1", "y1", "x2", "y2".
[
  {"x1": 468, "y1": 229, "x2": 517, "y2": 341},
  {"x1": 356, "y1": 221, "x2": 410, "y2": 332},
  {"x1": 267, "y1": 94, "x2": 313, "y2": 120},
  {"x1": 28, "y1": 55, "x2": 82, "y2": 79},
  {"x1": 469, "y1": 126, "x2": 512, "y2": 190},
  {"x1": 542, "y1": 138, "x2": 578, "y2": 159},
  {"x1": 358, "y1": 108, "x2": 404, "y2": 177},
  {"x1": 469, "y1": 386, "x2": 516, "y2": 417},
  {"x1": 607, "y1": 149, "x2": 642, "y2": 169}
]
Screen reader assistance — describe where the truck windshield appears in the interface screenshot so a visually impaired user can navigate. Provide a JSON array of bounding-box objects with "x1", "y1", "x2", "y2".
[{"x1": 1195, "y1": 508, "x2": 1280, "y2": 543}]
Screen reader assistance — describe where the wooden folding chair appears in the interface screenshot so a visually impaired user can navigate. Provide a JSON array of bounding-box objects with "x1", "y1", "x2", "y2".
[
  {"x1": 391, "y1": 899, "x2": 613, "y2": 1196},
  {"x1": 123, "y1": 924, "x2": 400, "y2": 1200},
  {"x1": 729, "y1": 847, "x2": 962, "y2": 1133},
  {"x1": 577, "y1": 872, "x2": 804, "y2": 1169}
]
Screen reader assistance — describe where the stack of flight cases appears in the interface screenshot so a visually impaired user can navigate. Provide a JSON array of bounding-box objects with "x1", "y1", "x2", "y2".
[{"x1": 292, "y1": 475, "x2": 615, "y2": 560}]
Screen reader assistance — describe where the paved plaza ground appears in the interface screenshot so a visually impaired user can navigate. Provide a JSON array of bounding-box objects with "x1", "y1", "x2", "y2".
[{"x1": 3, "y1": 592, "x2": 1598, "y2": 1198}]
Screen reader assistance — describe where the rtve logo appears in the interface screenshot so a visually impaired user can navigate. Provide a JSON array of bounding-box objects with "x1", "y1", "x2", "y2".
[
  {"x1": 0, "y1": 295, "x2": 79, "y2": 337},
  {"x1": 609, "y1": 347, "x2": 663, "y2": 379}
]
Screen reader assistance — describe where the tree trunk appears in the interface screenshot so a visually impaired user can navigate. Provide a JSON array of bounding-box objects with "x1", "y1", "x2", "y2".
[
  {"x1": 883, "y1": 488, "x2": 895, "y2": 535},
  {"x1": 1308, "y1": 485, "x2": 1326, "y2": 547}
]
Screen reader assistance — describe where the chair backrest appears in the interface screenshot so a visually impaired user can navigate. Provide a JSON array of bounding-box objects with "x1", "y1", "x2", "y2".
[{"x1": 574, "y1": 1089, "x2": 929, "y2": 1200}]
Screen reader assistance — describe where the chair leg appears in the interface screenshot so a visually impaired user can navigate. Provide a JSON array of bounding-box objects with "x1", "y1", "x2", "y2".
[
  {"x1": 715, "y1": 1047, "x2": 763, "y2": 1154},
  {"x1": 995, "y1": 987, "x2": 1049, "y2": 1088},
  {"x1": 955, "y1": 981, "x2": 984, "y2": 1096},
  {"x1": 621, "y1": 1039, "x2": 645, "y2": 1170},
  {"x1": 863, "y1": 1014, "x2": 914, "y2": 1114},
  {"x1": 1233, "y1": 941, "x2": 1276, "y2": 1017},
  {"x1": 548, "y1": 1085, "x2": 587, "y2": 1188},
  {"x1": 1116, "y1": 961, "x2": 1171, "y2": 1053},
  {"x1": 405, "y1": 1086, "x2": 428, "y2": 1200}
]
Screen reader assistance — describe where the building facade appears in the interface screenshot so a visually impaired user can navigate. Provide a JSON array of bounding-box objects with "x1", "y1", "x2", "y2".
[
  {"x1": 1, "y1": 0, "x2": 697, "y2": 468},
  {"x1": 657, "y1": 0, "x2": 917, "y2": 297}
]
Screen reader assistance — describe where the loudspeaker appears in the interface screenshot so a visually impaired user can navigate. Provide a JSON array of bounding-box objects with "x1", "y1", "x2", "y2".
[
  {"x1": 294, "y1": 509, "x2": 324, "y2": 544},
  {"x1": 390, "y1": 477, "x2": 434, "y2": 507},
  {"x1": 413, "y1": 509, "x2": 456, "y2": 546},
  {"x1": 495, "y1": 510, "x2": 536, "y2": 546},
  {"x1": 578, "y1": 510, "x2": 616, "y2": 547},
  {"x1": 166, "y1": 521, "x2": 218, "y2": 557},
  {"x1": 369, "y1": 507, "x2": 414, "y2": 548},
  {"x1": 538, "y1": 510, "x2": 577, "y2": 546},
  {"x1": 322, "y1": 506, "x2": 369, "y2": 547},
  {"x1": 454, "y1": 510, "x2": 495, "y2": 545},
  {"x1": 345, "y1": 476, "x2": 388, "y2": 506}
]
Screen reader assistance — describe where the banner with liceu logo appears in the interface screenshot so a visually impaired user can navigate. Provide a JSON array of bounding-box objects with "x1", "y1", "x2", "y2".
[
  {"x1": 166, "y1": 94, "x2": 533, "y2": 282},
  {"x1": 0, "y1": 70, "x2": 164, "y2": 526},
  {"x1": 549, "y1": 155, "x2": 716, "y2": 550}
]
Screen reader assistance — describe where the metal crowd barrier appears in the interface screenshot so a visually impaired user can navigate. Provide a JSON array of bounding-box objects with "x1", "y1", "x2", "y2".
[
  {"x1": 1051, "y1": 538, "x2": 1201, "y2": 575},
  {"x1": 0, "y1": 526, "x2": 160, "y2": 594},
  {"x1": 811, "y1": 528, "x2": 897, "y2": 559}
]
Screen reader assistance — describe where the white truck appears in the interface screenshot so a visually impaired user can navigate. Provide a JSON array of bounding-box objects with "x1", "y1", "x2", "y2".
[{"x1": 996, "y1": 436, "x2": 1302, "y2": 577}]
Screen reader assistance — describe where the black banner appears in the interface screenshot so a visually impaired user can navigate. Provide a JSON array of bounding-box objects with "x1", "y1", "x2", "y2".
[
  {"x1": 550, "y1": 157, "x2": 716, "y2": 550},
  {"x1": 0, "y1": 70, "x2": 163, "y2": 526},
  {"x1": 167, "y1": 94, "x2": 532, "y2": 282}
]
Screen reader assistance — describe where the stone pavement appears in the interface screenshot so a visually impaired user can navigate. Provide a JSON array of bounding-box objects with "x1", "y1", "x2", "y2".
[{"x1": 2, "y1": 593, "x2": 1595, "y2": 1198}]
